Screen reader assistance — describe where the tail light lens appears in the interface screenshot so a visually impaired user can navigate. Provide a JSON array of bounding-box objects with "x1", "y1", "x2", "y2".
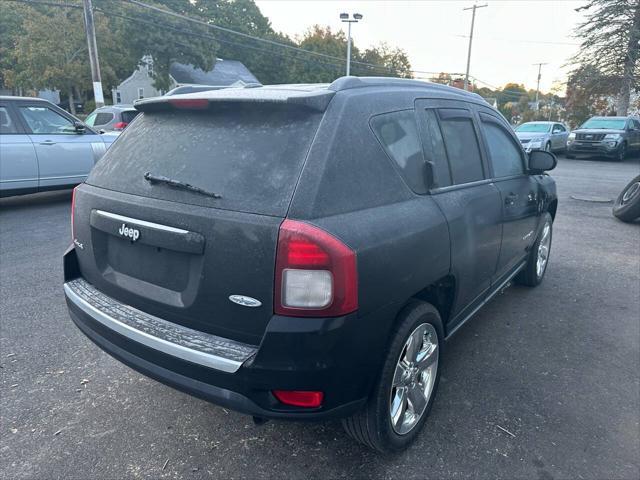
[
  {"x1": 273, "y1": 390, "x2": 324, "y2": 408},
  {"x1": 274, "y1": 219, "x2": 357, "y2": 317},
  {"x1": 71, "y1": 185, "x2": 78, "y2": 240},
  {"x1": 113, "y1": 121, "x2": 128, "y2": 130}
]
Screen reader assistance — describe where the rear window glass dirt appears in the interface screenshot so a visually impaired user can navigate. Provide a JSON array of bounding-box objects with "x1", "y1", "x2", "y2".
[{"x1": 87, "y1": 105, "x2": 322, "y2": 216}]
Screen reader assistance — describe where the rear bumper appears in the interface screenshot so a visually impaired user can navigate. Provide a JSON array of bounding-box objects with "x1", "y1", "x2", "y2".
[{"x1": 63, "y1": 248, "x2": 387, "y2": 420}]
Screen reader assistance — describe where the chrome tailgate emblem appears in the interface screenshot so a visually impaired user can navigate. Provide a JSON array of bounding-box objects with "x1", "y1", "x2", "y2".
[{"x1": 229, "y1": 295, "x2": 262, "y2": 308}]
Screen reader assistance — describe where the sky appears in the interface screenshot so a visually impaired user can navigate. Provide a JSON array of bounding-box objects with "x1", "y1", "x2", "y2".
[{"x1": 255, "y1": 0, "x2": 587, "y2": 94}]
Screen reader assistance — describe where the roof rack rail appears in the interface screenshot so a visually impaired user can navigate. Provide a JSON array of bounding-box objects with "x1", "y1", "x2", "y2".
[{"x1": 328, "y1": 76, "x2": 485, "y2": 101}]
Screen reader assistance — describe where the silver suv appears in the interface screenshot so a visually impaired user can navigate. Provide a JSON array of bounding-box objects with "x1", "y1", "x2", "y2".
[{"x1": 85, "y1": 105, "x2": 140, "y2": 132}]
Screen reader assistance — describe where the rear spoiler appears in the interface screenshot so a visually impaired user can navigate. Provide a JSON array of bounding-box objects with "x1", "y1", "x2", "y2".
[{"x1": 134, "y1": 88, "x2": 335, "y2": 113}]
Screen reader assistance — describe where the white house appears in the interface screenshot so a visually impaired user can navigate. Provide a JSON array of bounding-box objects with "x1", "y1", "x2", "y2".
[{"x1": 112, "y1": 56, "x2": 259, "y2": 105}]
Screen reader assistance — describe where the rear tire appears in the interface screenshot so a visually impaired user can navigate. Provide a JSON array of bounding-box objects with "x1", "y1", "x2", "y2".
[
  {"x1": 516, "y1": 213, "x2": 553, "y2": 287},
  {"x1": 342, "y1": 301, "x2": 443, "y2": 453},
  {"x1": 613, "y1": 175, "x2": 640, "y2": 223}
]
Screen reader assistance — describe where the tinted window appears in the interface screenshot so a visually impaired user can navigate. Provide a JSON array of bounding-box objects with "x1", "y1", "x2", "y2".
[
  {"x1": 18, "y1": 106, "x2": 75, "y2": 134},
  {"x1": 87, "y1": 105, "x2": 322, "y2": 217},
  {"x1": 482, "y1": 119, "x2": 525, "y2": 178},
  {"x1": 94, "y1": 112, "x2": 114, "y2": 126},
  {"x1": 0, "y1": 107, "x2": 18, "y2": 134},
  {"x1": 120, "y1": 111, "x2": 140, "y2": 124},
  {"x1": 417, "y1": 109, "x2": 451, "y2": 188},
  {"x1": 438, "y1": 109, "x2": 484, "y2": 184},
  {"x1": 371, "y1": 110, "x2": 427, "y2": 194}
]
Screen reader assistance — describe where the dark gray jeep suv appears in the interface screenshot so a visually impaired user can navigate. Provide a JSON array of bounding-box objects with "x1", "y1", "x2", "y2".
[{"x1": 63, "y1": 77, "x2": 558, "y2": 452}]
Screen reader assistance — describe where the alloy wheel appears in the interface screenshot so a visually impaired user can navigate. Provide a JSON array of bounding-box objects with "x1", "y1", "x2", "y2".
[
  {"x1": 536, "y1": 222, "x2": 551, "y2": 278},
  {"x1": 389, "y1": 323, "x2": 439, "y2": 435}
]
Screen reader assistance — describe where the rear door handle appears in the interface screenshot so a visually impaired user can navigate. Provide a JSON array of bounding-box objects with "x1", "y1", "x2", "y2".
[{"x1": 39, "y1": 140, "x2": 56, "y2": 145}]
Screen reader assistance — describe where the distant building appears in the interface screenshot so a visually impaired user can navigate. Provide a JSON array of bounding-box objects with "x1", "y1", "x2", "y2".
[{"x1": 112, "y1": 56, "x2": 259, "y2": 105}]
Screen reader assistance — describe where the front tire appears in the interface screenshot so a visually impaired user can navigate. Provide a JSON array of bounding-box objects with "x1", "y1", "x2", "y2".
[
  {"x1": 342, "y1": 301, "x2": 443, "y2": 453},
  {"x1": 615, "y1": 142, "x2": 627, "y2": 162},
  {"x1": 516, "y1": 213, "x2": 553, "y2": 287}
]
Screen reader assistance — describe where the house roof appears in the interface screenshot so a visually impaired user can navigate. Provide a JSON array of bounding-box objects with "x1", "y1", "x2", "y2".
[{"x1": 169, "y1": 59, "x2": 259, "y2": 86}]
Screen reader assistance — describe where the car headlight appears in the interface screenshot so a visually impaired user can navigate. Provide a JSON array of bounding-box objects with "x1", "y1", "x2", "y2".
[
  {"x1": 568, "y1": 132, "x2": 576, "y2": 141},
  {"x1": 603, "y1": 133, "x2": 621, "y2": 140}
]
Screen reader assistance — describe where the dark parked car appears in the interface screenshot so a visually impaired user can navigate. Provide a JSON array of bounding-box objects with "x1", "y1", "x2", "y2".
[
  {"x1": 566, "y1": 115, "x2": 640, "y2": 161},
  {"x1": 84, "y1": 105, "x2": 140, "y2": 132},
  {"x1": 63, "y1": 77, "x2": 558, "y2": 453}
]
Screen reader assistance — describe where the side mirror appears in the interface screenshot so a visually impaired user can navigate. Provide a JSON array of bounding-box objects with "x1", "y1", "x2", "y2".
[
  {"x1": 528, "y1": 150, "x2": 557, "y2": 174},
  {"x1": 73, "y1": 121, "x2": 86, "y2": 133}
]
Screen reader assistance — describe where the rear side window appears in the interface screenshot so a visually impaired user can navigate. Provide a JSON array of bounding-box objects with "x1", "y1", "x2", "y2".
[
  {"x1": 0, "y1": 107, "x2": 18, "y2": 134},
  {"x1": 120, "y1": 111, "x2": 140, "y2": 124},
  {"x1": 438, "y1": 109, "x2": 485, "y2": 185},
  {"x1": 481, "y1": 116, "x2": 525, "y2": 178},
  {"x1": 371, "y1": 110, "x2": 427, "y2": 194},
  {"x1": 88, "y1": 112, "x2": 114, "y2": 126},
  {"x1": 417, "y1": 109, "x2": 452, "y2": 189},
  {"x1": 87, "y1": 105, "x2": 322, "y2": 217}
]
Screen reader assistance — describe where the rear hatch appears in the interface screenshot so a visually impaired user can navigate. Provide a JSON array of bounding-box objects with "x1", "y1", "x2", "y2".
[{"x1": 73, "y1": 96, "x2": 327, "y2": 344}]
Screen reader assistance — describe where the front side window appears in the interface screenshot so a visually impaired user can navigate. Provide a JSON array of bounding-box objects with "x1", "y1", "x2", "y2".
[
  {"x1": 18, "y1": 106, "x2": 75, "y2": 134},
  {"x1": 481, "y1": 116, "x2": 525, "y2": 178},
  {"x1": 553, "y1": 124, "x2": 565, "y2": 133},
  {"x1": 437, "y1": 109, "x2": 485, "y2": 185},
  {"x1": 0, "y1": 106, "x2": 18, "y2": 134},
  {"x1": 371, "y1": 109, "x2": 428, "y2": 194},
  {"x1": 417, "y1": 109, "x2": 451, "y2": 188}
]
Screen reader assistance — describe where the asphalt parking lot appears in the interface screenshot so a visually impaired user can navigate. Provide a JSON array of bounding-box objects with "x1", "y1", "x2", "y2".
[{"x1": 1, "y1": 155, "x2": 639, "y2": 480}]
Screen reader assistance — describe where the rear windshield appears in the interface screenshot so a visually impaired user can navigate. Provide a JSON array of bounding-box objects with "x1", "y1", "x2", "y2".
[{"x1": 87, "y1": 104, "x2": 322, "y2": 216}]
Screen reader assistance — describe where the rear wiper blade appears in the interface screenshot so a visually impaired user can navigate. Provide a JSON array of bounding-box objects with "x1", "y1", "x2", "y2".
[{"x1": 143, "y1": 172, "x2": 222, "y2": 199}]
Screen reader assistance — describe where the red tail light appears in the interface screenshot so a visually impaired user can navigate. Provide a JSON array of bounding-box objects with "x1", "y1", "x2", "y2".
[
  {"x1": 71, "y1": 185, "x2": 78, "y2": 241},
  {"x1": 168, "y1": 98, "x2": 209, "y2": 110},
  {"x1": 113, "y1": 121, "x2": 128, "y2": 130},
  {"x1": 274, "y1": 219, "x2": 357, "y2": 317},
  {"x1": 273, "y1": 390, "x2": 324, "y2": 408}
]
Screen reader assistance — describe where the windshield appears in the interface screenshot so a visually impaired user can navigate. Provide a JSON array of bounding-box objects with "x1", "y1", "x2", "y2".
[
  {"x1": 580, "y1": 118, "x2": 626, "y2": 130},
  {"x1": 87, "y1": 105, "x2": 322, "y2": 217},
  {"x1": 515, "y1": 123, "x2": 551, "y2": 133}
]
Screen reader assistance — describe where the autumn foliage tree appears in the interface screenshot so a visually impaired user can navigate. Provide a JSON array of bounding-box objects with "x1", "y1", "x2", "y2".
[{"x1": 572, "y1": 0, "x2": 640, "y2": 115}]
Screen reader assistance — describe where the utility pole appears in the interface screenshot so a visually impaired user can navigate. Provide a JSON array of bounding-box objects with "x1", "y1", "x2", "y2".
[
  {"x1": 340, "y1": 13, "x2": 363, "y2": 76},
  {"x1": 463, "y1": 3, "x2": 487, "y2": 91},
  {"x1": 83, "y1": 0, "x2": 104, "y2": 108},
  {"x1": 533, "y1": 62, "x2": 548, "y2": 111}
]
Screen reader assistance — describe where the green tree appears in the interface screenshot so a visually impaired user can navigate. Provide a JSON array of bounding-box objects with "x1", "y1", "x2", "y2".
[
  {"x1": 573, "y1": 0, "x2": 640, "y2": 115},
  {"x1": 97, "y1": 0, "x2": 216, "y2": 91}
]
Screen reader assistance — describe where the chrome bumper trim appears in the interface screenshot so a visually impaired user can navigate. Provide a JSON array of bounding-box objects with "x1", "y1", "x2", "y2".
[{"x1": 64, "y1": 279, "x2": 257, "y2": 373}]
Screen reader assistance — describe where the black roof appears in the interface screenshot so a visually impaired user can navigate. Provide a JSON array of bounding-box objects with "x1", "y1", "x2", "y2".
[{"x1": 136, "y1": 76, "x2": 490, "y2": 113}]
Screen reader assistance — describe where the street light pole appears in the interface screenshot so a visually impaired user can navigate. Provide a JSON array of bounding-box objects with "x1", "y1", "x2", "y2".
[
  {"x1": 340, "y1": 13, "x2": 363, "y2": 77},
  {"x1": 346, "y1": 21, "x2": 352, "y2": 76},
  {"x1": 82, "y1": 0, "x2": 104, "y2": 108},
  {"x1": 533, "y1": 62, "x2": 548, "y2": 111},
  {"x1": 463, "y1": 3, "x2": 487, "y2": 91}
]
